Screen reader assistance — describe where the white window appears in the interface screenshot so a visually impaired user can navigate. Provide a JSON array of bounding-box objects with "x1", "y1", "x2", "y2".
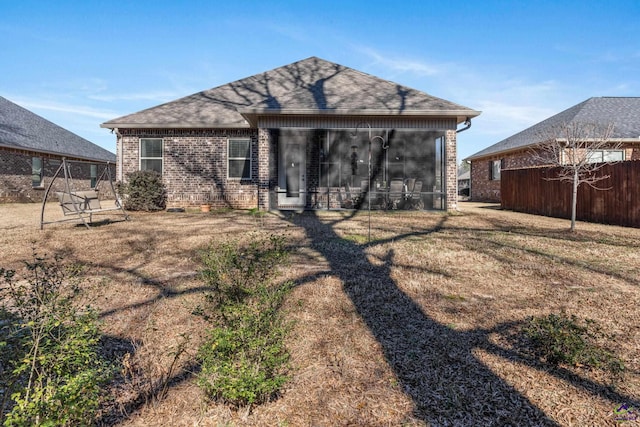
[
  {"x1": 490, "y1": 159, "x2": 502, "y2": 181},
  {"x1": 228, "y1": 139, "x2": 251, "y2": 179},
  {"x1": 140, "y1": 138, "x2": 163, "y2": 174},
  {"x1": 32, "y1": 157, "x2": 43, "y2": 187},
  {"x1": 586, "y1": 150, "x2": 624, "y2": 164}
]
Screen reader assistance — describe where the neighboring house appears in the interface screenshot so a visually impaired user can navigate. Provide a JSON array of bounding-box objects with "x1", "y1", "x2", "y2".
[
  {"x1": 457, "y1": 170, "x2": 470, "y2": 197},
  {"x1": 101, "y1": 57, "x2": 480, "y2": 211},
  {"x1": 0, "y1": 96, "x2": 116, "y2": 202},
  {"x1": 466, "y1": 97, "x2": 640, "y2": 202}
]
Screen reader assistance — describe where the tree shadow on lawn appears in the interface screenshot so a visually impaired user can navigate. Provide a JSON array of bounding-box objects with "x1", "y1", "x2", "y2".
[
  {"x1": 456, "y1": 205, "x2": 640, "y2": 251},
  {"x1": 288, "y1": 211, "x2": 639, "y2": 426},
  {"x1": 442, "y1": 214, "x2": 640, "y2": 287},
  {"x1": 32, "y1": 209, "x2": 638, "y2": 425}
]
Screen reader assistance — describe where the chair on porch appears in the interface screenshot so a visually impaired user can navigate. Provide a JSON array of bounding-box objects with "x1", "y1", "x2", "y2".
[
  {"x1": 404, "y1": 178, "x2": 416, "y2": 194},
  {"x1": 341, "y1": 183, "x2": 356, "y2": 209},
  {"x1": 406, "y1": 180, "x2": 424, "y2": 209},
  {"x1": 387, "y1": 178, "x2": 405, "y2": 209}
]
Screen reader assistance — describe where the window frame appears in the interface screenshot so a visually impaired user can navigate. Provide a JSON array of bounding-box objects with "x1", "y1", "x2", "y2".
[
  {"x1": 32, "y1": 157, "x2": 43, "y2": 188},
  {"x1": 227, "y1": 138, "x2": 252, "y2": 180},
  {"x1": 139, "y1": 138, "x2": 164, "y2": 174},
  {"x1": 586, "y1": 149, "x2": 625, "y2": 164},
  {"x1": 90, "y1": 164, "x2": 98, "y2": 188},
  {"x1": 490, "y1": 159, "x2": 502, "y2": 181}
]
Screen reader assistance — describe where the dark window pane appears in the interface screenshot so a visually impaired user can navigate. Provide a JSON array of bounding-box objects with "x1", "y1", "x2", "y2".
[
  {"x1": 229, "y1": 159, "x2": 250, "y2": 179},
  {"x1": 141, "y1": 139, "x2": 163, "y2": 158},
  {"x1": 229, "y1": 140, "x2": 250, "y2": 158},
  {"x1": 141, "y1": 159, "x2": 162, "y2": 174}
]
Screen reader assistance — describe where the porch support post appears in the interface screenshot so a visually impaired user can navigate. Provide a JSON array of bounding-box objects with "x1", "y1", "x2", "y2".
[
  {"x1": 257, "y1": 128, "x2": 271, "y2": 210},
  {"x1": 445, "y1": 129, "x2": 458, "y2": 210}
]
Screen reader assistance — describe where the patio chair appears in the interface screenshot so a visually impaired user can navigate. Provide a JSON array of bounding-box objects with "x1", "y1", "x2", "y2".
[
  {"x1": 407, "y1": 180, "x2": 424, "y2": 209},
  {"x1": 404, "y1": 178, "x2": 416, "y2": 194},
  {"x1": 341, "y1": 183, "x2": 356, "y2": 209},
  {"x1": 387, "y1": 178, "x2": 405, "y2": 209}
]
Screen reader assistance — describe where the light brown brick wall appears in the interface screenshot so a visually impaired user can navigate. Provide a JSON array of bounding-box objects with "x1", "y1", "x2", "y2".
[
  {"x1": 118, "y1": 129, "x2": 261, "y2": 209},
  {"x1": 257, "y1": 128, "x2": 273, "y2": 210},
  {"x1": 445, "y1": 130, "x2": 458, "y2": 210}
]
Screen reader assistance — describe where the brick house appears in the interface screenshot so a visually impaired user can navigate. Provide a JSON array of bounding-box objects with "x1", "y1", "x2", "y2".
[
  {"x1": 466, "y1": 97, "x2": 640, "y2": 202},
  {"x1": 101, "y1": 57, "x2": 480, "y2": 211},
  {"x1": 0, "y1": 96, "x2": 116, "y2": 202}
]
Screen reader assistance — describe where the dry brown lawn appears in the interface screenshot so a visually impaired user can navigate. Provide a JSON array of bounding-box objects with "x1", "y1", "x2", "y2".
[{"x1": 1, "y1": 201, "x2": 639, "y2": 426}]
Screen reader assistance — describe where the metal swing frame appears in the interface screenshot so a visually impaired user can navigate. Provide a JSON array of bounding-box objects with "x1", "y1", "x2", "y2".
[{"x1": 40, "y1": 158, "x2": 129, "y2": 229}]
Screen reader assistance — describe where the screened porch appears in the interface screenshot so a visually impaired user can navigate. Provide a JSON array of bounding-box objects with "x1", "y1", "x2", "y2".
[{"x1": 272, "y1": 128, "x2": 448, "y2": 211}]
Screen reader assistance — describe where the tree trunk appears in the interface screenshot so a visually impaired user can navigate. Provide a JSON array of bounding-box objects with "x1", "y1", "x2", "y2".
[{"x1": 570, "y1": 169, "x2": 579, "y2": 232}]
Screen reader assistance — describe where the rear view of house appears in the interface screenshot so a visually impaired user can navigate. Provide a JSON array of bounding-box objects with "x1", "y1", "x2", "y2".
[
  {"x1": 0, "y1": 96, "x2": 115, "y2": 202},
  {"x1": 102, "y1": 57, "x2": 480, "y2": 211}
]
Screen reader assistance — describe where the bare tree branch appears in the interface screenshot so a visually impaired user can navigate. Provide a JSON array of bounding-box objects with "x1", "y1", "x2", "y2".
[{"x1": 529, "y1": 121, "x2": 618, "y2": 231}]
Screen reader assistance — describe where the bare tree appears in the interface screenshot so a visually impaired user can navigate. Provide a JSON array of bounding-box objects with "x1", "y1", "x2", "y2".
[{"x1": 533, "y1": 121, "x2": 618, "y2": 232}]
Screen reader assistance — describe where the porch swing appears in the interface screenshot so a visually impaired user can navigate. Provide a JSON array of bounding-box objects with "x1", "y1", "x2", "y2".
[{"x1": 40, "y1": 158, "x2": 129, "y2": 229}]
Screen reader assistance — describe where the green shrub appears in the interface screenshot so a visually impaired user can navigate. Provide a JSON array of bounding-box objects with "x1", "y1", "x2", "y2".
[
  {"x1": 117, "y1": 170, "x2": 167, "y2": 211},
  {"x1": 197, "y1": 234, "x2": 289, "y2": 324},
  {"x1": 0, "y1": 255, "x2": 112, "y2": 426},
  {"x1": 197, "y1": 316, "x2": 290, "y2": 406},
  {"x1": 523, "y1": 313, "x2": 624, "y2": 374},
  {"x1": 195, "y1": 234, "x2": 292, "y2": 408}
]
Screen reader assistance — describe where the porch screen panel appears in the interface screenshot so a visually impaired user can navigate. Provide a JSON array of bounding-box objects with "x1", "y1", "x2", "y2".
[
  {"x1": 285, "y1": 143, "x2": 301, "y2": 196},
  {"x1": 320, "y1": 132, "x2": 342, "y2": 187},
  {"x1": 387, "y1": 138, "x2": 405, "y2": 181},
  {"x1": 323, "y1": 130, "x2": 378, "y2": 188},
  {"x1": 434, "y1": 136, "x2": 444, "y2": 192}
]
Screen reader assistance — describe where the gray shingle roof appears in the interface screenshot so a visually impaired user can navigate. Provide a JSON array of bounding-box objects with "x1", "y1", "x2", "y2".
[
  {"x1": 102, "y1": 57, "x2": 480, "y2": 128},
  {"x1": 0, "y1": 96, "x2": 115, "y2": 162},
  {"x1": 467, "y1": 97, "x2": 640, "y2": 160}
]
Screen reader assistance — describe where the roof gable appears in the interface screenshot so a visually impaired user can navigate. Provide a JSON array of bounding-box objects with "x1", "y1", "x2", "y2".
[
  {"x1": 102, "y1": 57, "x2": 479, "y2": 129},
  {"x1": 0, "y1": 96, "x2": 115, "y2": 162},
  {"x1": 467, "y1": 97, "x2": 640, "y2": 160}
]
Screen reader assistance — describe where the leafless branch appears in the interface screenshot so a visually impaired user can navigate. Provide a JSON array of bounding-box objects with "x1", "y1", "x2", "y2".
[{"x1": 528, "y1": 121, "x2": 618, "y2": 231}]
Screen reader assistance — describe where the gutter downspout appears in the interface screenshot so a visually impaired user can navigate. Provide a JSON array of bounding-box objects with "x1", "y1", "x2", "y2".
[
  {"x1": 113, "y1": 128, "x2": 123, "y2": 181},
  {"x1": 456, "y1": 117, "x2": 472, "y2": 134}
]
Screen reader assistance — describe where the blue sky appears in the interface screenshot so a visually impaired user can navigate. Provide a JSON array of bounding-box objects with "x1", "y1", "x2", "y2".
[{"x1": 2, "y1": 0, "x2": 639, "y2": 161}]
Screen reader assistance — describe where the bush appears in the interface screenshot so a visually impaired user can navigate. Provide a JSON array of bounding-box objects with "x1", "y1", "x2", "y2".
[
  {"x1": 523, "y1": 313, "x2": 624, "y2": 374},
  {"x1": 0, "y1": 255, "x2": 112, "y2": 426},
  {"x1": 117, "y1": 170, "x2": 167, "y2": 211},
  {"x1": 197, "y1": 314, "x2": 290, "y2": 406},
  {"x1": 195, "y1": 234, "x2": 292, "y2": 407}
]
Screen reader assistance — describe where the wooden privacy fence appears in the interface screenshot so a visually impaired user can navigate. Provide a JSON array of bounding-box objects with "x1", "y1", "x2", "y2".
[{"x1": 501, "y1": 161, "x2": 640, "y2": 228}]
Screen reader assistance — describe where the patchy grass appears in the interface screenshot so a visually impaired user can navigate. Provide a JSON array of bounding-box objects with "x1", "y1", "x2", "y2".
[
  {"x1": 522, "y1": 313, "x2": 625, "y2": 376},
  {"x1": 0, "y1": 201, "x2": 639, "y2": 426}
]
